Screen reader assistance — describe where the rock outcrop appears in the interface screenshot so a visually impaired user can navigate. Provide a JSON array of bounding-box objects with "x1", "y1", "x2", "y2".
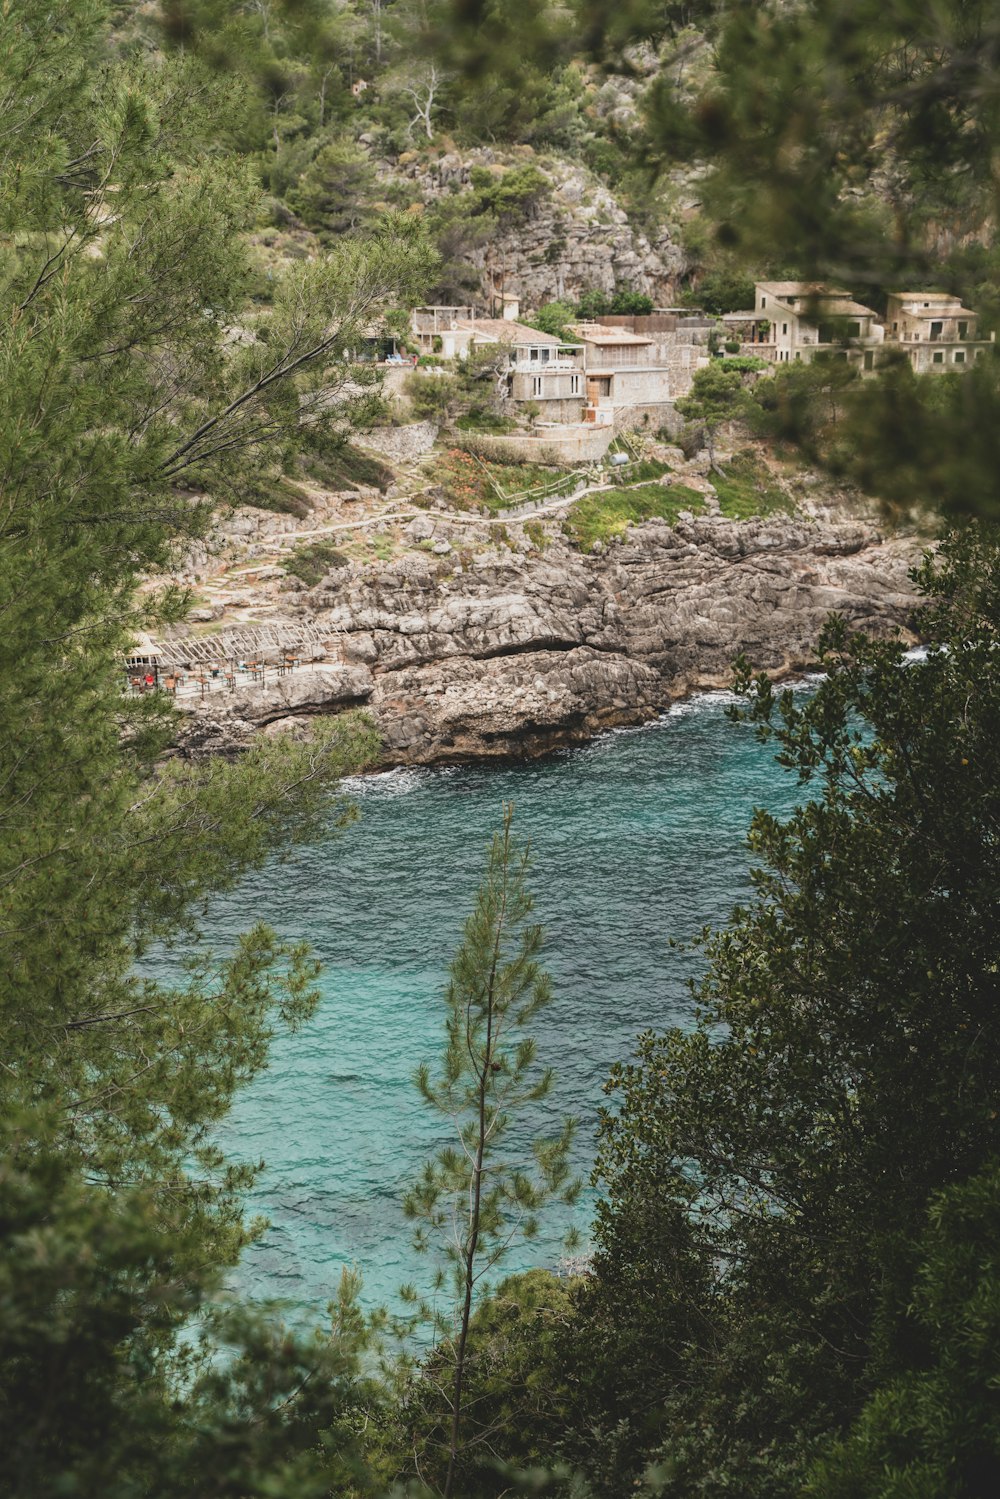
[
  {"x1": 389, "y1": 149, "x2": 686, "y2": 309},
  {"x1": 175, "y1": 511, "x2": 924, "y2": 766}
]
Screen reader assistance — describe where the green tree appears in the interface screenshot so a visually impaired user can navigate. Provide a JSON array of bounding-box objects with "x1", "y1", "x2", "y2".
[
  {"x1": 807, "y1": 1161, "x2": 1000, "y2": 1498},
  {"x1": 398, "y1": 804, "x2": 580, "y2": 1498},
  {"x1": 0, "y1": 3, "x2": 424, "y2": 1487},
  {"x1": 675, "y1": 359, "x2": 759, "y2": 468},
  {"x1": 286, "y1": 139, "x2": 377, "y2": 236},
  {"x1": 563, "y1": 527, "x2": 1000, "y2": 1495},
  {"x1": 526, "y1": 302, "x2": 579, "y2": 340}
]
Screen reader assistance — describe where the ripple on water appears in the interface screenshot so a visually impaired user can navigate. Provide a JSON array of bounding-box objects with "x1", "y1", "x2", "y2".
[{"x1": 154, "y1": 689, "x2": 805, "y2": 1315}]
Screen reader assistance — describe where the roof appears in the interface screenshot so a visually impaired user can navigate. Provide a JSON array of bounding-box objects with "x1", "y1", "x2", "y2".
[
  {"x1": 570, "y1": 322, "x2": 654, "y2": 346},
  {"x1": 456, "y1": 318, "x2": 562, "y2": 345},
  {"x1": 126, "y1": 631, "x2": 162, "y2": 660},
  {"x1": 758, "y1": 283, "x2": 876, "y2": 320},
  {"x1": 892, "y1": 295, "x2": 976, "y2": 318},
  {"x1": 811, "y1": 297, "x2": 878, "y2": 318},
  {"x1": 757, "y1": 280, "x2": 852, "y2": 299}
]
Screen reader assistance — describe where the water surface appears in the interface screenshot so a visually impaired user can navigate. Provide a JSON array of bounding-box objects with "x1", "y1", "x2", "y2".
[{"x1": 197, "y1": 693, "x2": 803, "y2": 1314}]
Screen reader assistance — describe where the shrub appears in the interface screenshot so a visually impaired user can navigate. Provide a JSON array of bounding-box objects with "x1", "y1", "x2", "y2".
[
  {"x1": 525, "y1": 301, "x2": 577, "y2": 340},
  {"x1": 404, "y1": 372, "x2": 462, "y2": 422},
  {"x1": 285, "y1": 542, "x2": 350, "y2": 586},
  {"x1": 469, "y1": 163, "x2": 550, "y2": 221},
  {"x1": 610, "y1": 288, "x2": 654, "y2": 315}
]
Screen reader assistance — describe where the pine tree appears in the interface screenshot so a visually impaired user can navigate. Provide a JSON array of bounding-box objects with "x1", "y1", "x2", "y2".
[
  {"x1": 398, "y1": 804, "x2": 580, "y2": 1497},
  {"x1": 0, "y1": 3, "x2": 428, "y2": 1488}
]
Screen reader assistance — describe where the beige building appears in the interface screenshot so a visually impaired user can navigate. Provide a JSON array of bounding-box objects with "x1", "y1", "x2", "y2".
[
  {"x1": 723, "y1": 282, "x2": 993, "y2": 375},
  {"x1": 744, "y1": 282, "x2": 884, "y2": 366},
  {"x1": 569, "y1": 319, "x2": 711, "y2": 426},
  {"x1": 410, "y1": 304, "x2": 724, "y2": 432},
  {"x1": 409, "y1": 306, "x2": 587, "y2": 422},
  {"x1": 883, "y1": 292, "x2": 993, "y2": 372}
]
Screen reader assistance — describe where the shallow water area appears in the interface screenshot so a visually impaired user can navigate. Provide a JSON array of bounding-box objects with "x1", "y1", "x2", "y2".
[{"x1": 185, "y1": 690, "x2": 806, "y2": 1317}]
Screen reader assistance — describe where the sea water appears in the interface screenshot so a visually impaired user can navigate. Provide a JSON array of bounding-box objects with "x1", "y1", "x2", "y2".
[{"x1": 194, "y1": 691, "x2": 805, "y2": 1318}]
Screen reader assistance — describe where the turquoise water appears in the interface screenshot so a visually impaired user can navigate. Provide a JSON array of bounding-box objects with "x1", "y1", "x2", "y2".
[{"x1": 200, "y1": 691, "x2": 803, "y2": 1316}]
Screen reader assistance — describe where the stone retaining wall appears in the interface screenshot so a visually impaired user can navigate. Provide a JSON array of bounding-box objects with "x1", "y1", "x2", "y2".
[{"x1": 457, "y1": 425, "x2": 615, "y2": 464}]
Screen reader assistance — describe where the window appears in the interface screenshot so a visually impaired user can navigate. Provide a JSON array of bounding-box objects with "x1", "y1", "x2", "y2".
[
  {"x1": 892, "y1": 321, "x2": 898, "y2": 331},
  {"x1": 954, "y1": 350, "x2": 965, "y2": 364},
  {"x1": 540, "y1": 348, "x2": 550, "y2": 364},
  {"x1": 864, "y1": 350, "x2": 874, "y2": 371},
  {"x1": 761, "y1": 297, "x2": 767, "y2": 308},
  {"x1": 529, "y1": 347, "x2": 539, "y2": 362},
  {"x1": 958, "y1": 321, "x2": 968, "y2": 339},
  {"x1": 570, "y1": 375, "x2": 580, "y2": 394},
  {"x1": 794, "y1": 352, "x2": 801, "y2": 360},
  {"x1": 847, "y1": 321, "x2": 861, "y2": 338},
  {"x1": 532, "y1": 376, "x2": 542, "y2": 395},
  {"x1": 930, "y1": 321, "x2": 943, "y2": 341},
  {"x1": 782, "y1": 322, "x2": 788, "y2": 335},
  {"x1": 932, "y1": 351, "x2": 944, "y2": 364}
]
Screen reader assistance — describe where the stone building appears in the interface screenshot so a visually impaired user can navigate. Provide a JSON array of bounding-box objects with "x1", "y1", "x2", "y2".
[
  {"x1": 723, "y1": 282, "x2": 993, "y2": 374},
  {"x1": 570, "y1": 314, "x2": 713, "y2": 425},
  {"x1": 408, "y1": 305, "x2": 710, "y2": 433},
  {"x1": 724, "y1": 282, "x2": 885, "y2": 367},
  {"x1": 883, "y1": 292, "x2": 994, "y2": 372},
  {"x1": 409, "y1": 306, "x2": 587, "y2": 422}
]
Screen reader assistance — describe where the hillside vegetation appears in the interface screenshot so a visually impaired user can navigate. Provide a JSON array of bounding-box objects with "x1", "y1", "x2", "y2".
[{"x1": 4, "y1": 3, "x2": 1000, "y2": 1498}]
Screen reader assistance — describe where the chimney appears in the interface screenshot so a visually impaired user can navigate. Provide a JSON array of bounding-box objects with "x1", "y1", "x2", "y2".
[{"x1": 501, "y1": 294, "x2": 520, "y2": 322}]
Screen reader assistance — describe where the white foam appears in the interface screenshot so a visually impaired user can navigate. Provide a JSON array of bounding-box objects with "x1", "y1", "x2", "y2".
[
  {"x1": 340, "y1": 766, "x2": 429, "y2": 798},
  {"x1": 665, "y1": 689, "x2": 744, "y2": 717}
]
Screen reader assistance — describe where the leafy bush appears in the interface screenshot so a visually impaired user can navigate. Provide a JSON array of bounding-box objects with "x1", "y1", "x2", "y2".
[
  {"x1": 576, "y1": 288, "x2": 612, "y2": 320},
  {"x1": 524, "y1": 301, "x2": 577, "y2": 340},
  {"x1": 455, "y1": 408, "x2": 517, "y2": 433},
  {"x1": 404, "y1": 372, "x2": 462, "y2": 422},
  {"x1": 689, "y1": 268, "x2": 759, "y2": 314},
  {"x1": 610, "y1": 288, "x2": 654, "y2": 314}
]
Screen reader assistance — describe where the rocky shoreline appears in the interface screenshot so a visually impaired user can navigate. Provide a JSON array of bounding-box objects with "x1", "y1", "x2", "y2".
[{"x1": 174, "y1": 507, "x2": 925, "y2": 769}]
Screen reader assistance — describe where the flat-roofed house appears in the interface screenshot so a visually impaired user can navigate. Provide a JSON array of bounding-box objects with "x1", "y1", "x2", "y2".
[
  {"x1": 472, "y1": 320, "x2": 587, "y2": 422},
  {"x1": 409, "y1": 306, "x2": 477, "y2": 358},
  {"x1": 883, "y1": 292, "x2": 994, "y2": 372},
  {"x1": 571, "y1": 322, "x2": 681, "y2": 425}
]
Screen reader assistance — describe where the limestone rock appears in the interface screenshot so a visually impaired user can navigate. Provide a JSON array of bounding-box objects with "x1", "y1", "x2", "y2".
[{"x1": 175, "y1": 507, "x2": 925, "y2": 768}]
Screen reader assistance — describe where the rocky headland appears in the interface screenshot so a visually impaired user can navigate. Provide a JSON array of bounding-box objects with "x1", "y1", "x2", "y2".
[{"x1": 172, "y1": 492, "x2": 924, "y2": 768}]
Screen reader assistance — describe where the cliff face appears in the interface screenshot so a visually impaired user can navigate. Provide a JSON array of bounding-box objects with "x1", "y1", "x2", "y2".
[
  {"x1": 175, "y1": 510, "x2": 923, "y2": 766},
  {"x1": 388, "y1": 149, "x2": 686, "y2": 308}
]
